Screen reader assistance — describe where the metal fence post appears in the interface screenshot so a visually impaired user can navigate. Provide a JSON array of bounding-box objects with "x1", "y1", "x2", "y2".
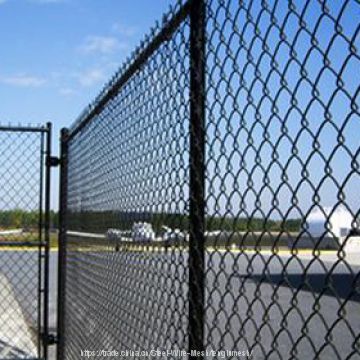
[
  {"x1": 57, "y1": 128, "x2": 69, "y2": 360},
  {"x1": 189, "y1": 0, "x2": 206, "y2": 357},
  {"x1": 38, "y1": 130, "x2": 45, "y2": 358},
  {"x1": 43, "y1": 122, "x2": 52, "y2": 359}
]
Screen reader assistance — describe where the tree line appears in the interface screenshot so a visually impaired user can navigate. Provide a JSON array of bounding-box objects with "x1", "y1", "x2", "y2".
[
  {"x1": 0, "y1": 209, "x2": 301, "y2": 233},
  {"x1": 66, "y1": 210, "x2": 301, "y2": 234},
  {"x1": 0, "y1": 209, "x2": 58, "y2": 229}
]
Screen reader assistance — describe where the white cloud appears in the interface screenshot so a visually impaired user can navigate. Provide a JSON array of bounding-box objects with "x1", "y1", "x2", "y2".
[
  {"x1": 0, "y1": 74, "x2": 46, "y2": 87},
  {"x1": 29, "y1": 0, "x2": 65, "y2": 3},
  {"x1": 59, "y1": 87, "x2": 77, "y2": 96},
  {"x1": 76, "y1": 69, "x2": 105, "y2": 87},
  {"x1": 111, "y1": 23, "x2": 137, "y2": 37},
  {"x1": 79, "y1": 36, "x2": 127, "y2": 55}
]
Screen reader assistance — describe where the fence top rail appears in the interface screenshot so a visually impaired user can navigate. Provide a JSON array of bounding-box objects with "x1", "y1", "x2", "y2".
[
  {"x1": 67, "y1": 0, "x2": 190, "y2": 141},
  {"x1": 0, "y1": 124, "x2": 50, "y2": 133}
]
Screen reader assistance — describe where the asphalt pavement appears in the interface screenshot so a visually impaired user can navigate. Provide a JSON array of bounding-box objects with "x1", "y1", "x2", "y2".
[{"x1": 0, "y1": 249, "x2": 359, "y2": 359}]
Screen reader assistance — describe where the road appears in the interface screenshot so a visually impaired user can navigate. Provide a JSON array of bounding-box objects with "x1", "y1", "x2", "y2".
[
  {"x1": 0, "y1": 249, "x2": 359, "y2": 359},
  {"x1": 0, "y1": 250, "x2": 58, "y2": 359}
]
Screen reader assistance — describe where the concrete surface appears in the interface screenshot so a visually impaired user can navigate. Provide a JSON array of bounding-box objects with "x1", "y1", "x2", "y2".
[
  {"x1": 1, "y1": 249, "x2": 359, "y2": 359},
  {"x1": 0, "y1": 273, "x2": 37, "y2": 359}
]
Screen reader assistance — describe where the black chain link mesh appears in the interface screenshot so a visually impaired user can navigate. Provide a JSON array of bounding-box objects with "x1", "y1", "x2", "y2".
[
  {"x1": 0, "y1": 127, "x2": 46, "y2": 359},
  {"x1": 205, "y1": 0, "x2": 360, "y2": 358},
  {"x1": 60, "y1": 0, "x2": 360, "y2": 359},
  {"x1": 62, "y1": 4, "x2": 191, "y2": 359}
]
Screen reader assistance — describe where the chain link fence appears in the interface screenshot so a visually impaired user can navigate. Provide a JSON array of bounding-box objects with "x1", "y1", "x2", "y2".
[
  {"x1": 58, "y1": 0, "x2": 360, "y2": 359},
  {"x1": 0, "y1": 126, "x2": 50, "y2": 359}
]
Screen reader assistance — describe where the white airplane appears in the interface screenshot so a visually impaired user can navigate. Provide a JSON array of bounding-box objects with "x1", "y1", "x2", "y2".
[{"x1": 0, "y1": 229, "x2": 22, "y2": 236}]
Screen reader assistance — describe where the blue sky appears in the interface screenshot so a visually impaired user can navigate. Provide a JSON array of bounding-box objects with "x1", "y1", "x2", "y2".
[
  {"x1": 0, "y1": 0, "x2": 175, "y2": 209},
  {"x1": 1, "y1": 0, "x2": 359, "y2": 217},
  {"x1": 0, "y1": 0, "x2": 174, "y2": 141}
]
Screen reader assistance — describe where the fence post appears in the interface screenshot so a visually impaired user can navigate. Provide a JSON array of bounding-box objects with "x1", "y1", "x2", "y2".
[
  {"x1": 189, "y1": 0, "x2": 206, "y2": 358},
  {"x1": 43, "y1": 122, "x2": 52, "y2": 359},
  {"x1": 57, "y1": 128, "x2": 69, "y2": 360}
]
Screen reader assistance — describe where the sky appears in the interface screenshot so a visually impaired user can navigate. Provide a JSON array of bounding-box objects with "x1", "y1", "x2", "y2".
[
  {"x1": 0, "y1": 0, "x2": 174, "y2": 149},
  {"x1": 0, "y1": 0, "x2": 175, "y2": 209},
  {"x1": 0, "y1": 0, "x2": 359, "y2": 219}
]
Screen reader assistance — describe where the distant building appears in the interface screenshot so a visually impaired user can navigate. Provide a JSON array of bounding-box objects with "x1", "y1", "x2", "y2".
[
  {"x1": 288, "y1": 206, "x2": 358, "y2": 250},
  {"x1": 306, "y1": 206, "x2": 353, "y2": 239}
]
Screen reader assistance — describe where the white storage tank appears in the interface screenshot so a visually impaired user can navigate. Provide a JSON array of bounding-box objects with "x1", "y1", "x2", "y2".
[{"x1": 306, "y1": 206, "x2": 353, "y2": 239}]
